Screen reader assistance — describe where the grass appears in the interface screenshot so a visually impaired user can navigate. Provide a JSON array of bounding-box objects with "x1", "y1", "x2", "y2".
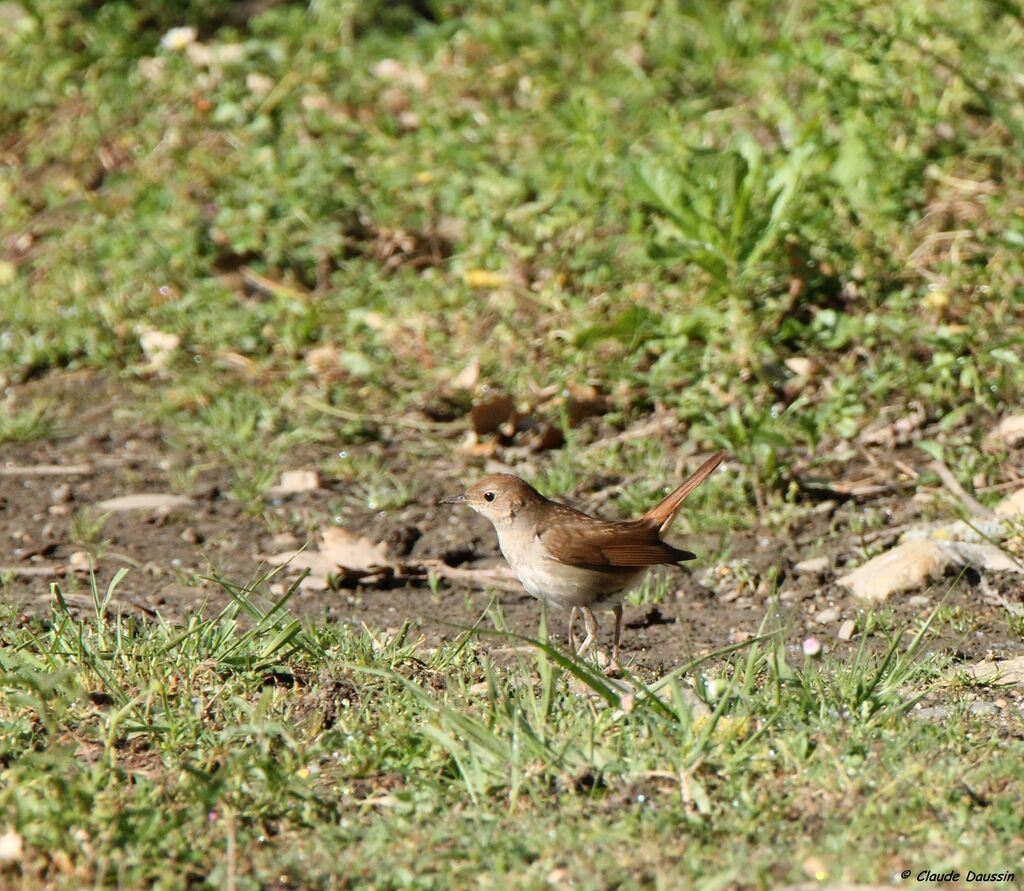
[
  {"x1": 3, "y1": 0, "x2": 1024, "y2": 886},
  {"x1": 0, "y1": 400, "x2": 55, "y2": 445},
  {"x1": 2, "y1": 0, "x2": 1023, "y2": 512},
  {"x1": 0, "y1": 574, "x2": 1020, "y2": 888}
]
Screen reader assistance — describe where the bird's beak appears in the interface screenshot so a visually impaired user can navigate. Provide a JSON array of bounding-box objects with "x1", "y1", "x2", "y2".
[{"x1": 439, "y1": 493, "x2": 467, "y2": 505}]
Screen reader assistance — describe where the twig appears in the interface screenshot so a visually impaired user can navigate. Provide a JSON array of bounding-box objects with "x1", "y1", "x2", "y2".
[
  {"x1": 583, "y1": 412, "x2": 678, "y2": 450},
  {"x1": 419, "y1": 559, "x2": 523, "y2": 593},
  {"x1": 0, "y1": 463, "x2": 93, "y2": 476},
  {"x1": 977, "y1": 477, "x2": 1024, "y2": 495},
  {"x1": 0, "y1": 564, "x2": 84, "y2": 577},
  {"x1": 301, "y1": 397, "x2": 458, "y2": 431},
  {"x1": 930, "y1": 460, "x2": 996, "y2": 519}
]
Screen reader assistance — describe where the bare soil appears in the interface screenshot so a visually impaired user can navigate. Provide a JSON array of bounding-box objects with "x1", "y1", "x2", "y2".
[{"x1": 3, "y1": 376, "x2": 1024, "y2": 682}]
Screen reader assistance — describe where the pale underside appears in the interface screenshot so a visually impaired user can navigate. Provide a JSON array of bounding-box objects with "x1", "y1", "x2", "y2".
[{"x1": 499, "y1": 522, "x2": 652, "y2": 609}]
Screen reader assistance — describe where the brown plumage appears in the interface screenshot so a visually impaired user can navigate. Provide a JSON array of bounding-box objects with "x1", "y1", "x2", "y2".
[{"x1": 440, "y1": 451, "x2": 726, "y2": 666}]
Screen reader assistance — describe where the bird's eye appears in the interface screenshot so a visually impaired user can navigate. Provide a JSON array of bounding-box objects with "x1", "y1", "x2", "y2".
[{"x1": 484, "y1": 491, "x2": 496, "y2": 502}]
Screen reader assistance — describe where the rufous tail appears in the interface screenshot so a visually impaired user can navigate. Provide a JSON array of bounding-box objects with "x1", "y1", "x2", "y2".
[{"x1": 643, "y1": 451, "x2": 726, "y2": 534}]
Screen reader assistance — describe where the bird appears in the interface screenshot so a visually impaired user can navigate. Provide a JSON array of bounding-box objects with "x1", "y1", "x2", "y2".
[{"x1": 439, "y1": 451, "x2": 725, "y2": 665}]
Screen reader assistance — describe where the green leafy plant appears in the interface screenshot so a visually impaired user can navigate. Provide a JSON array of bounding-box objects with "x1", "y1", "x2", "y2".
[{"x1": 634, "y1": 137, "x2": 814, "y2": 360}]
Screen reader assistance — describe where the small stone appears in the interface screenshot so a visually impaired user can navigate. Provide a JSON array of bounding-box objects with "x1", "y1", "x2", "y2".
[
  {"x1": 779, "y1": 589, "x2": 800, "y2": 602},
  {"x1": 794, "y1": 555, "x2": 830, "y2": 575},
  {"x1": 48, "y1": 504, "x2": 72, "y2": 516},
  {"x1": 801, "y1": 856, "x2": 826, "y2": 881},
  {"x1": 51, "y1": 482, "x2": 73, "y2": 504},
  {"x1": 815, "y1": 607, "x2": 841, "y2": 624},
  {"x1": 837, "y1": 619, "x2": 856, "y2": 641},
  {"x1": 180, "y1": 527, "x2": 202, "y2": 544},
  {"x1": 967, "y1": 701, "x2": 998, "y2": 717},
  {"x1": 837, "y1": 538, "x2": 949, "y2": 603},
  {"x1": 68, "y1": 551, "x2": 92, "y2": 572},
  {"x1": 270, "y1": 532, "x2": 301, "y2": 550},
  {"x1": 907, "y1": 595, "x2": 931, "y2": 607},
  {"x1": 0, "y1": 829, "x2": 23, "y2": 864},
  {"x1": 271, "y1": 469, "x2": 321, "y2": 494},
  {"x1": 914, "y1": 704, "x2": 952, "y2": 722}
]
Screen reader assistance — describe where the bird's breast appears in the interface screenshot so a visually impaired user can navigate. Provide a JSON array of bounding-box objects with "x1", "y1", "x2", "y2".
[{"x1": 497, "y1": 531, "x2": 644, "y2": 609}]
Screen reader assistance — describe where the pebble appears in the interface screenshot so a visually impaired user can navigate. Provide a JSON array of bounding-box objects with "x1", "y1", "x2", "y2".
[
  {"x1": 779, "y1": 589, "x2": 800, "y2": 602},
  {"x1": 837, "y1": 619, "x2": 856, "y2": 641},
  {"x1": 794, "y1": 555, "x2": 830, "y2": 575},
  {"x1": 51, "y1": 483, "x2": 73, "y2": 504},
  {"x1": 914, "y1": 701, "x2": 999, "y2": 722},
  {"x1": 270, "y1": 532, "x2": 301, "y2": 550},
  {"x1": 815, "y1": 606, "x2": 841, "y2": 624},
  {"x1": 68, "y1": 551, "x2": 91, "y2": 572},
  {"x1": 908, "y1": 595, "x2": 931, "y2": 607}
]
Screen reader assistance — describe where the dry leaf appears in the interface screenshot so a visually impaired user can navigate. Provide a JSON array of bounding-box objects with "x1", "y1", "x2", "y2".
[
  {"x1": 456, "y1": 431, "x2": 500, "y2": 459},
  {"x1": 527, "y1": 421, "x2": 565, "y2": 451},
  {"x1": 858, "y1": 402, "x2": 927, "y2": 446},
  {"x1": 470, "y1": 391, "x2": 515, "y2": 435},
  {"x1": 564, "y1": 383, "x2": 608, "y2": 428},
  {"x1": 463, "y1": 269, "x2": 507, "y2": 288},
  {"x1": 320, "y1": 527, "x2": 391, "y2": 573},
  {"x1": 452, "y1": 357, "x2": 481, "y2": 391},
  {"x1": 419, "y1": 559, "x2": 521, "y2": 592},
  {"x1": 240, "y1": 266, "x2": 309, "y2": 301},
  {"x1": 270, "y1": 469, "x2": 320, "y2": 494},
  {"x1": 783, "y1": 356, "x2": 817, "y2": 377},
  {"x1": 137, "y1": 329, "x2": 181, "y2": 369},
  {"x1": 263, "y1": 527, "x2": 393, "y2": 590},
  {"x1": 983, "y1": 415, "x2": 1024, "y2": 451},
  {"x1": 305, "y1": 344, "x2": 338, "y2": 372},
  {"x1": 995, "y1": 487, "x2": 1024, "y2": 517},
  {"x1": 214, "y1": 351, "x2": 260, "y2": 375},
  {"x1": 95, "y1": 493, "x2": 195, "y2": 512}
]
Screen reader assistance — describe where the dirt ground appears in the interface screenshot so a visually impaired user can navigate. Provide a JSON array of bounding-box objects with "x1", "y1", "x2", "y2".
[{"x1": 3, "y1": 376, "x2": 1023, "y2": 685}]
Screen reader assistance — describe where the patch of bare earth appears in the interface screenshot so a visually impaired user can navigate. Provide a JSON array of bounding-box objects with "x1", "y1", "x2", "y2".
[{"x1": 2, "y1": 376, "x2": 1023, "y2": 725}]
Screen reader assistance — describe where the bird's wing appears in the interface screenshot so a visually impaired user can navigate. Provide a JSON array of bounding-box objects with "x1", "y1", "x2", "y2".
[{"x1": 538, "y1": 512, "x2": 696, "y2": 568}]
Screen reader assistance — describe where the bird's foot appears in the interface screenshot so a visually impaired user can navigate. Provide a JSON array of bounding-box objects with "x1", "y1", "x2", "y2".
[
  {"x1": 575, "y1": 633, "x2": 596, "y2": 658},
  {"x1": 596, "y1": 650, "x2": 623, "y2": 677}
]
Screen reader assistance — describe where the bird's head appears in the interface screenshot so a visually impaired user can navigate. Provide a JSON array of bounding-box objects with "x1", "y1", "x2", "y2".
[{"x1": 439, "y1": 474, "x2": 543, "y2": 527}]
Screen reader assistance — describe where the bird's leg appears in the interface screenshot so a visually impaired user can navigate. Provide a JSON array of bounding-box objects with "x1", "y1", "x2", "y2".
[
  {"x1": 576, "y1": 607, "x2": 600, "y2": 657},
  {"x1": 567, "y1": 606, "x2": 578, "y2": 653},
  {"x1": 610, "y1": 604, "x2": 623, "y2": 670}
]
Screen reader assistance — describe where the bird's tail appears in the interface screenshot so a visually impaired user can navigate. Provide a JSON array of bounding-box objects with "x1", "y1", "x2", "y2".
[{"x1": 643, "y1": 451, "x2": 726, "y2": 534}]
